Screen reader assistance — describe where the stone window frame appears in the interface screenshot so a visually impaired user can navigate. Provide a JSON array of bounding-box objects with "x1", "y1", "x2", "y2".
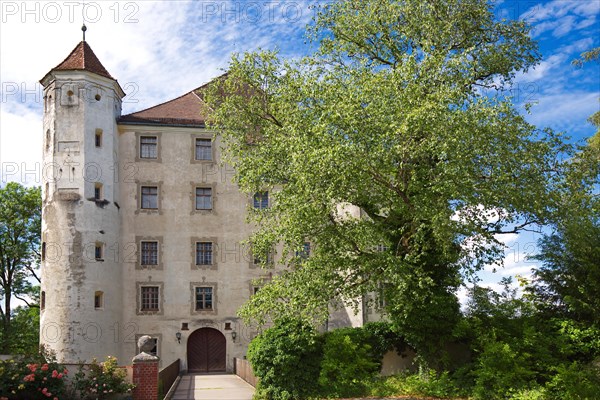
[
  {"x1": 190, "y1": 282, "x2": 218, "y2": 315},
  {"x1": 248, "y1": 275, "x2": 271, "y2": 298},
  {"x1": 135, "y1": 132, "x2": 162, "y2": 162},
  {"x1": 136, "y1": 281, "x2": 164, "y2": 316},
  {"x1": 190, "y1": 237, "x2": 218, "y2": 271},
  {"x1": 248, "y1": 245, "x2": 275, "y2": 269},
  {"x1": 190, "y1": 182, "x2": 217, "y2": 215},
  {"x1": 136, "y1": 181, "x2": 163, "y2": 215},
  {"x1": 190, "y1": 134, "x2": 215, "y2": 164},
  {"x1": 135, "y1": 236, "x2": 163, "y2": 270}
]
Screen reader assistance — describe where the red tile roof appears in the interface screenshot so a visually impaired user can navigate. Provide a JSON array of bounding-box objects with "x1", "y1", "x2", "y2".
[
  {"x1": 119, "y1": 91, "x2": 209, "y2": 127},
  {"x1": 43, "y1": 41, "x2": 115, "y2": 81}
]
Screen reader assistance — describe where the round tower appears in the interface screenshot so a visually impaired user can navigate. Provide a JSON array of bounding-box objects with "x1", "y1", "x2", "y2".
[{"x1": 39, "y1": 39, "x2": 125, "y2": 363}]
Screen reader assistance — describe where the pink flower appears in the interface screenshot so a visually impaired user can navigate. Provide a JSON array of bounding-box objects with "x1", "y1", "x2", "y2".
[
  {"x1": 52, "y1": 370, "x2": 59, "y2": 378},
  {"x1": 43, "y1": 377, "x2": 47, "y2": 381},
  {"x1": 27, "y1": 363, "x2": 37, "y2": 372},
  {"x1": 54, "y1": 398, "x2": 59, "y2": 400},
  {"x1": 41, "y1": 364, "x2": 49, "y2": 371},
  {"x1": 57, "y1": 373, "x2": 63, "y2": 379},
  {"x1": 23, "y1": 373, "x2": 35, "y2": 382},
  {"x1": 42, "y1": 388, "x2": 48, "y2": 393},
  {"x1": 63, "y1": 368, "x2": 68, "y2": 375}
]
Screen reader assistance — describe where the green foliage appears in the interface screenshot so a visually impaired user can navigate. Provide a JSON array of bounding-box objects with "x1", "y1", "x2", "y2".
[
  {"x1": 543, "y1": 362, "x2": 600, "y2": 400},
  {"x1": 0, "y1": 182, "x2": 42, "y2": 354},
  {"x1": 0, "y1": 306, "x2": 40, "y2": 356},
  {"x1": 248, "y1": 318, "x2": 322, "y2": 400},
  {"x1": 471, "y1": 338, "x2": 534, "y2": 399},
  {"x1": 72, "y1": 356, "x2": 134, "y2": 400},
  {"x1": 367, "y1": 371, "x2": 462, "y2": 399},
  {"x1": 318, "y1": 329, "x2": 380, "y2": 397},
  {"x1": 0, "y1": 347, "x2": 68, "y2": 399}
]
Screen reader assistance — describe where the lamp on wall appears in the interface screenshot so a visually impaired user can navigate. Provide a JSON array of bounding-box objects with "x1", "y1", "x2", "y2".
[
  {"x1": 175, "y1": 332, "x2": 182, "y2": 344},
  {"x1": 231, "y1": 331, "x2": 237, "y2": 342}
]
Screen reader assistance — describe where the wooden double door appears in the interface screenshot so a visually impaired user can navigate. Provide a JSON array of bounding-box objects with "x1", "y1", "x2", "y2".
[{"x1": 187, "y1": 328, "x2": 226, "y2": 373}]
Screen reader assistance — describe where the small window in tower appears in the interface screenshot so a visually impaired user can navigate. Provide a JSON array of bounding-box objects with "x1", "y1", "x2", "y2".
[
  {"x1": 225, "y1": 322, "x2": 232, "y2": 330},
  {"x1": 95, "y1": 129, "x2": 103, "y2": 148},
  {"x1": 67, "y1": 90, "x2": 74, "y2": 97},
  {"x1": 95, "y1": 94, "x2": 101, "y2": 101},
  {"x1": 94, "y1": 291, "x2": 103, "y2": 309},
  {"x1": 94, "y1": 183, "x2": 103, "y2": 201},
  {"x1": 41, "y1": 242, "x2": 46, "y2": 261},
  {"x1": 45, "y1": 129, "x2": 51, "y2": 150},
  {"x1": 95, "y1": 243, "x2": 103, "y2": 261},
  {"x1": 41, "y1": 291, "x2": 46, "y2": 310}
]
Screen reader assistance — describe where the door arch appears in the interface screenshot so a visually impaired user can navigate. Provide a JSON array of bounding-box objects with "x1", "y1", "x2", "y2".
[{"x1": 187, "y1": 328, "x2": 226, "y2": 373}]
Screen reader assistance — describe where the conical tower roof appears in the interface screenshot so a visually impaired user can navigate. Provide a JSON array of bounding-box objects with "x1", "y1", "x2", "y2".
[{"x1": 40, "y1": 41, "x2": 116, "y2": 83}]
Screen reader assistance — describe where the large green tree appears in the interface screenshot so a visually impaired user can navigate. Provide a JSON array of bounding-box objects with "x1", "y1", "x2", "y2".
[
  {"x1": 531, "y1": 49, "x2": 600, "y2": 326},
  {"x1": 0, "y1": 183, "x2": 42, "y2": 353},
  {"x1": 205, "y1": 0, "x2": 572, "y2": 362}
]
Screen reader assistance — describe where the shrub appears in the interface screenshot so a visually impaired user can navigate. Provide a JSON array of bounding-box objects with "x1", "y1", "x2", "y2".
[
  {"x1": 471, "y1": 338, "x2": 534, "y2": 399},
  {"x1": 0, "y1": 349, "x2": 68, "y2": 400},
  {"x1": 248, "y1": 317, "x2": 322, "y2": 400},
  {"x1": 72, "y1": 356, "x2": 134, "y2": 400},
  {"x1": 318, "y1": 328, "x2": 380, "y2": 397},
  {"x1": 543, "y1": 361, "x2": 600, "y2": 400}
]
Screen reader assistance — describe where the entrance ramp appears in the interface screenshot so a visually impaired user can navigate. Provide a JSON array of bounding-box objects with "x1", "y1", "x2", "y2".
[{"x1": 171, "y1": 374, "x2": 255, "y2": 400}]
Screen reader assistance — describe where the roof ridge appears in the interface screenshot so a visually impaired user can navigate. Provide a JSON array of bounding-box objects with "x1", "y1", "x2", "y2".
[{"x1": 122, "y1": 90, "x2": 196, "y2": 117}]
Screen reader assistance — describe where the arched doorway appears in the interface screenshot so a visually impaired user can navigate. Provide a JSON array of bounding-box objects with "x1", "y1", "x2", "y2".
[{"x1": 187, "y1": 328, "x2": 226, "y2": 373}]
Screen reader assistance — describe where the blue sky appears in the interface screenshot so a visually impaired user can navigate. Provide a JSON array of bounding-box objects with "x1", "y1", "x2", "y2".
[{"x1": 0, "y1": 0, "x2": 598, "y2": 300}]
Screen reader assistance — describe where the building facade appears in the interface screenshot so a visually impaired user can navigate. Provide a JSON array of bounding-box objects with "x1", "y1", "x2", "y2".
[{"x1": 39, "y1": 40, "x2": 370, "y2": 372}]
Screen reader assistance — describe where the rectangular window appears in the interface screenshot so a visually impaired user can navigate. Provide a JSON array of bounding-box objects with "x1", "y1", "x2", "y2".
[
  {"x1": 95, "y1": 244, "x2": 103, "y2": 260},
  {"x1": 195, "y1": 287, "x2": 213, "y2": 310},
  {"x1": 140, "y1": 136, "x2": 157, "y2": 159},
  {"x1": 94, "y1": 183, "x2": 102, "y2": 201},
  {"x1": 41, "y1": 291, "x2": 45, "y2": 310},
  {"x1": 195, "y1": 138, "x2": 212, "y2": 161},
  {"x1": 141, "y1": 241, "x2": 158, "y2": 266},
  {"x1": 196, "y1": 242, "x2": 213, "y2": 265},
  {"x1": 195, "y1": 188, "x2": 212, "y2": 210},
  {"x1": 141, "y1": 286, "x2": 159, "y2": 311},
  {"x1": 94, "y1": 291, "x2": 103, "y2": 309},
  {"x1": 253, "y1": 191, "x2": 269, "y2": 209},
  {"x1": 95, "y1": 129, "x2": 102, "y2": 147},
  {"x1": 141, "y1": 186, "x2": 158, "y2": 209}
]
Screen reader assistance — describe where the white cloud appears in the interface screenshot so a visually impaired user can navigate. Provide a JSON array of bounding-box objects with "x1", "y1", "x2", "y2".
[
  {"x1": 525, "y1": 91, "x2": 599, "y2": 137},
  {"x1": 523, "y1": 0, "x2": 599, "y2": 38}
]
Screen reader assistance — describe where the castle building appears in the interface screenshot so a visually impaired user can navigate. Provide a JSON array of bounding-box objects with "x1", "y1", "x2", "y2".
[{"x1": 39, "y1": 39, "x2": 371, "y2": 372}]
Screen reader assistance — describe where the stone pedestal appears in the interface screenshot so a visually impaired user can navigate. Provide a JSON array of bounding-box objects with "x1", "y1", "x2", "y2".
[{"x1": 132, "y1": 335, "x2": 160, "y2": 400}]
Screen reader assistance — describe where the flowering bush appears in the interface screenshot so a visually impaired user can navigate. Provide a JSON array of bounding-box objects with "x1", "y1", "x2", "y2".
[
  {"x1": 73, "y1": 356, "x2": 134, "y2": 400},
  {"x1": 0, "y1": 349, "x2": 68, "y2": 400}
]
